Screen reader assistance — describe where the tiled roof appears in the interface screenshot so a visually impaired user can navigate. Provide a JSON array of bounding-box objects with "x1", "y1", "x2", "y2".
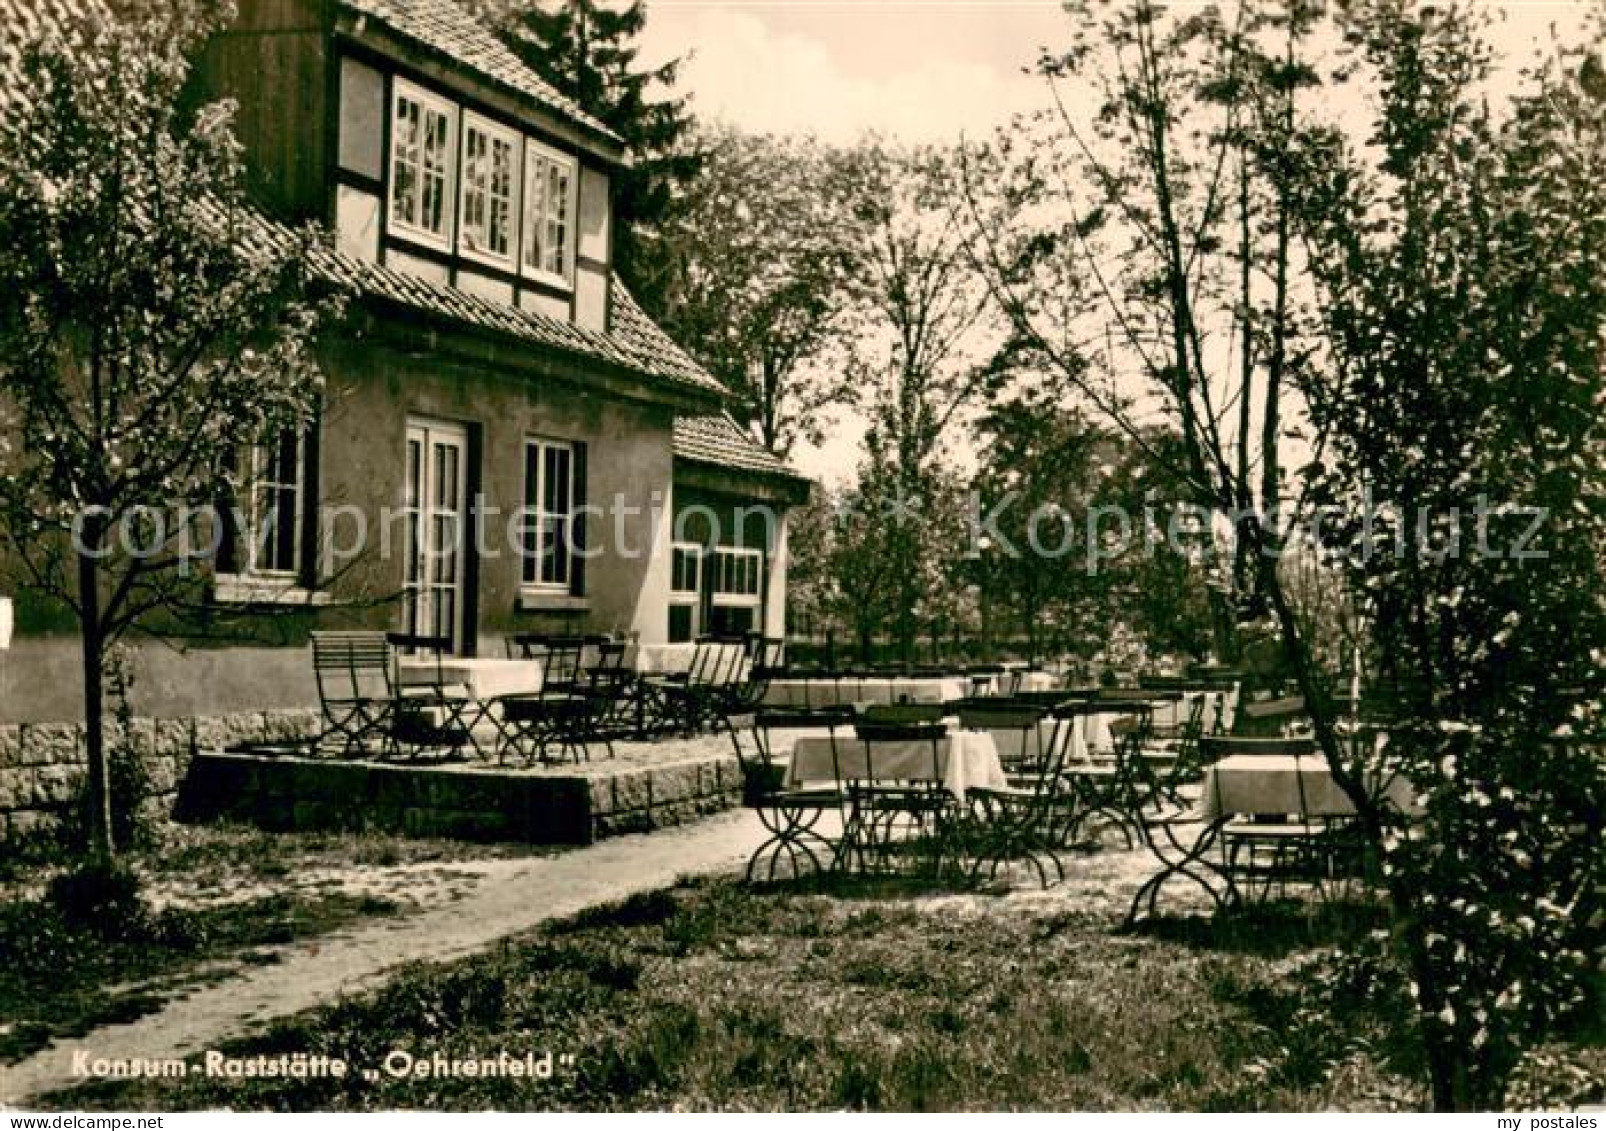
[
  {"x1": 673, "y1": 414, "x2": 809, "y2": 483},
  {"x1": 337, "y1": 0, "x2": 622, "y2": 149},
  {"x1": 308, "y1": 242, "x2": 727, "y2": 398}
]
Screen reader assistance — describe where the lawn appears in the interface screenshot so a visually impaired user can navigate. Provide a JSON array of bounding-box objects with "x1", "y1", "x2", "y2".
[
  {"x1": 39, "y1": 848, "x2": 1463, "y2": 1112},
  {"x1": 0, "y1": 822, "x2": 556, "y2": 1066},
  {"x1": 26, "y1": 835, "x2": 1604, "y2": 1112}
]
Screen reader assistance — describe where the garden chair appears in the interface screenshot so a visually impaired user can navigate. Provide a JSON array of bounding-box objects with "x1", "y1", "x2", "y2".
[
  {"x1": 492, "y1": 636, "x2": 598, "y2": 764},
  {"x1": 1200, "y1": 735, "x2": 1348, "y2": 902},
  {"x1": 954, "y1": 701, "x2": 1071, "y2": 887},
  {"x1": 841, "y1": 717, "x2": 954, "y2": 877},
  {"x1": 311, "y1": 630, "x2": 395, "y2": 756},
  {"x1": 310, "y1": 631, "x2": 479, "y2": 761},
  {"x1": 727, "y1": 703, "x2": 856, "y2": 882},
  {"x1": 966, "y1": 663, "x2": 1005, "y2": 697},
  {"x1": 859, "y1": 701, "x2": 945, "y2": 725},
  {"x1": 1238, "y1": 695, "x2": 1308, "y2": 736},
  {"x1": 1058, "y1": 701, "x2": 1157, "y2": 848}
]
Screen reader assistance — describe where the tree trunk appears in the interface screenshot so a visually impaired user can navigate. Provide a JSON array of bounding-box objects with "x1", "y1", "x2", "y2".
[
  {"x1": 77, "y1": 550, "x2": 114, "y2": 861},
  {"x1": 1249, "y1": 518, "x2": 1474, "y2": 1112},
  {"x1": 1208, "y1": 588, "x2": 1239, "y2": 663}
]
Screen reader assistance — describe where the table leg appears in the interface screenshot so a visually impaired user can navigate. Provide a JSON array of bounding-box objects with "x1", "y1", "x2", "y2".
[{"x1": 1124, "y1": 817, "x2": 1238, "y2": 928}]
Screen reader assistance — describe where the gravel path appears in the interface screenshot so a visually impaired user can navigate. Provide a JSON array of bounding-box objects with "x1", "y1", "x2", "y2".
[{"x1": 0, "y1": 809, "x2": 767, "y2": 1107}]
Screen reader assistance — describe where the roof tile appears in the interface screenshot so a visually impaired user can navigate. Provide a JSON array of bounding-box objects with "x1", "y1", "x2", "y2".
[
  {"x1": 337, "y1": 0, "x2": 621, "y2": 147},
  {"x1": 673, "y1": 414, "x2": 808, "y2": 482}
]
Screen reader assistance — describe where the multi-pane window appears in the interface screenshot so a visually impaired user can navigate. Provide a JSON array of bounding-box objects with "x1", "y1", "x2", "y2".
[
  {"x1": 459, "y1": 113, "x2": 518, "y2": 265},
  {"x1": 522, "y1": 438, "x2": 576, "y2": 590},
  {"x1": 522, "y1": 142, "x2": 576, "y2": 285},
  {"x1": 389, "y1": 79, "x2": 456, "y2": 247},
  {"x1": 711, "y1": 547, "x2": 763, "y2": 602},
  {"x1": 668, "y1": 543, "x2": 703, "y2": 643},
  {"x1": 220, "y1": 428, "x2": 307, "y2": 581}
]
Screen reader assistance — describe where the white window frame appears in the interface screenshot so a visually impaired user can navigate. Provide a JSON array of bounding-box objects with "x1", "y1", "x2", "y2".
[
  {"x1": 458, "y1": 111, "x2": 520, "y2": 269},
  {"x1": 668, "y1": 542, "x2": 703, "y2": 641},
  {"x1": 710, "y1": 546, "x2": 764, "y2": 608},
  {"x1": 245, "y1": 430, "x2": 305, "y2": 578},
  {"x1": 403, "y1": 418, "x2": 471, "y2": 652},
  {"x1": 388, "y1": 77, "x2": 458, "y2": 251},
  {"x1": 521, "y1": 437, "x2": 577, "y2": 593},
  {"x1": 213, "y1": 427, "x2": 331, "y2": 607},
  {"x1": 670, "y1": 542, "x2": 703, "y2": 598},
  {"x1": 520, "y1": 138, "x2": 578, "y2": 290}
]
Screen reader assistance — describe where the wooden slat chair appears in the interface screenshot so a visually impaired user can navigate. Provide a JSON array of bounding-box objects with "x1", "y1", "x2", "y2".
[
  {"x1": 311, "y1": 631, "x2": 396, "y2": 757},
  {"x1": 954, "y1": 701, "x2": 1070, "y2": 887},
  {"x1": 638, "y1": 635, "x2": 746, "y2": 735},
  {"x1": 1058, "y1": 701, "x2": 1157, "y2": 848},
  {"x1": 728, "y1": 702, "x2": 856, "y2": 883},
  {"x1": 493, "y1": 635, "x2": 597, "y2": 764},
  {"x1": 1201, "y1": 734, "x2": 1340, "y2": 901},
  {"x1": 1141, "y1": 693, "x2": 1210, "y2": 806},
  {"x1": 581, "y1": 637, "x2": 636, "y2": 748},
  {"x1": 507, "y1": 633, "x2": 587, "y2": 690},
  {"x1": 708, "y1": 636, "x2": 783, "y2": 757},
  {"x1": 842, "y1": 718, "x2": 953, "y2": 877}
]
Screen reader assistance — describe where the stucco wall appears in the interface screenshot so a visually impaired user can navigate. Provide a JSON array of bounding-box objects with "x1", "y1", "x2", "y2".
[
  {"x1": 315, "y1": 334, "x2": 679, "y2": 653},
  {"x1": 0, "y1": 640, "x2": 314, "y2": 726},
  {"x1": 0, "y1": 329, "x2": 685, "y2": 723}
]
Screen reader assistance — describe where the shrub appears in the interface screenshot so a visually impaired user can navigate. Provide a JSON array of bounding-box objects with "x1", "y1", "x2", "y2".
[{"x1": 47, "y1": 859, "x2": 145, "y2": 940}]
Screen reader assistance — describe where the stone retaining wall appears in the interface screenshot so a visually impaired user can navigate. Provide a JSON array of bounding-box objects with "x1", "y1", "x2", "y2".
[
  {"x1": 179, "y1": 750, "x2": 745, "y2": 845},
  {"x1": 0, "y1": 710, "x2": 321, "y2": 845}
]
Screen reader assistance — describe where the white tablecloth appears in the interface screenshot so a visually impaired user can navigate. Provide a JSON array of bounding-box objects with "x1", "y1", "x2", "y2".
[
  {"x1": 762, "y1": 677, "x2": 967, "y2": 708},
  {"x1": 787, "y1": 730, "x2": 1007, "y2": 801},
  {"x1": 985, "y1": 713, "x2": 1112, "y2": 764},
  {"x1": 983, "y1": 670, "x2": 1058, "y2": 695},
  {"x1": 396, "y1": 657, "x2": 542, "y2": 699},
  {"x1": 1195, "y1": 754, "x2": 1414, "y2": 822},
  {"x1": 630, "y1": 641, "x2": 748, "y2": 676}
]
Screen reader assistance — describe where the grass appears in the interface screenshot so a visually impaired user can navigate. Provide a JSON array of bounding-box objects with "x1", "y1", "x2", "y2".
[
  {"x1": 0, "y1": 820, "x2": 549, "y2": 1067},
  {"x1": 52, "y1": 875, "x2": 1474, "y2": 1112},
  {"x1": 16, "y1": 828, "x2": 1602, "y2": 1112},
  {"x1": 0, "y1": 885, "x2": 398, "y2": 1065}
]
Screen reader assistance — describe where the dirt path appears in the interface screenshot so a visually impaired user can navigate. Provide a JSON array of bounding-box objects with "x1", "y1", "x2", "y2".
[{"x1": 0, "y1": 809, "x2": 766, "y2": 1107}]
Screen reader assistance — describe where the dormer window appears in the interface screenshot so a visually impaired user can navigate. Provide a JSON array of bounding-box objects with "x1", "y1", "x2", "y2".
[
  {"x1": 389, "y1": 78, "x2": 456, "y2": 248},
  {"x1": 459, "y1": 112, "x2": 519, "y2": 267},
  {"x1": 522, "y1": 140, "x2": 576, "y2": 288}
]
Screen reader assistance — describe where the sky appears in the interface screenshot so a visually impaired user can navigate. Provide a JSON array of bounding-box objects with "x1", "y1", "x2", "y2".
[{"x1": 635, "y1": 1, "x2": 1599, "y2": 483}]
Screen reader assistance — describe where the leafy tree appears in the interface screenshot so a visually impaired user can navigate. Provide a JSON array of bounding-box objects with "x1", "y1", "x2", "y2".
[
  {"x1": 836, "y1": 140, "x2": 1004, "y2": 662},
  {"x1": 0, "y1": 1, "x2": 334, "y2": 858},
  {"x1": 492, "y1": 0, "x2": 700, "y2": 318},
  {"x1": 1283, "y1": 1, "x2": 1606, "y2": 1106},
  {"x1": 957, "y1": 0, "x2": 1325, "y2": 659},
  {"x1": 659, "y1": 125, "x2": 856, "y2": 455}
]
